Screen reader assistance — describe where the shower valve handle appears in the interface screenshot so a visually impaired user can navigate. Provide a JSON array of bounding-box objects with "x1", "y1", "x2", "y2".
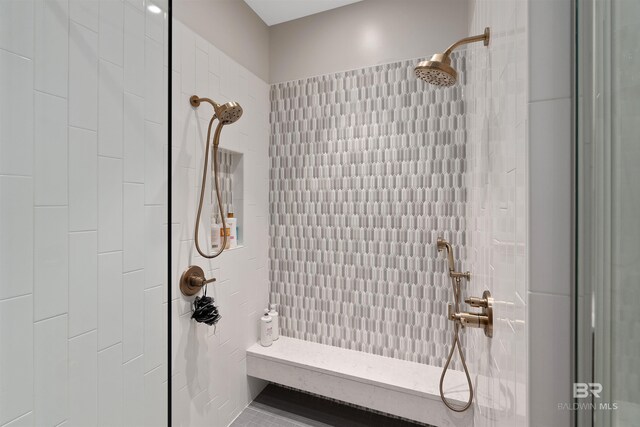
[
  {"x1": 465, "y1": 296, "x2": 488, "y2": 308},
  {"x1": 448, "y1": 291, "x2": 494, "y2": 337}
]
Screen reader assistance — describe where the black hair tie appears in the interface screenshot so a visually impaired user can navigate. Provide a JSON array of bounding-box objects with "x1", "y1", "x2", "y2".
[{"x1": 191, "y1": 286, "x2": 221, "y2": 326}]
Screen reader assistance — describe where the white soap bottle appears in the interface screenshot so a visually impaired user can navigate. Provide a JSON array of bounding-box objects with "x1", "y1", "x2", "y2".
[
  {"x1": 226, "y1": 212, "x2": 238, "y2": 249},
  {"x1": 211, "y1": 212, "x2": 222, "y2": 251},
  {"x1": 260, "y1": 309, "x2": 273, "y2": 347},
  {"x1": 268, "y1": 304, "x2": 279, "y2": 341}
]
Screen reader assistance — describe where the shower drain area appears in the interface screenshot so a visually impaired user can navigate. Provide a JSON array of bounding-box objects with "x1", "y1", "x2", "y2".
[{"x1": 246, "y1": 337, "x2": 473, "y2": 426}]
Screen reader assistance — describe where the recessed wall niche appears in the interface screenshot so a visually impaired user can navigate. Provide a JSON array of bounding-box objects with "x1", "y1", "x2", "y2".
[{"x1": 211, "y1": 148, "x2": 244, "y2": 248}]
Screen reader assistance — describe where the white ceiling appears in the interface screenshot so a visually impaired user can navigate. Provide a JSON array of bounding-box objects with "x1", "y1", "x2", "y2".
[{"x1": 243, "y1": 0, "x2": 364, "y2": 26}]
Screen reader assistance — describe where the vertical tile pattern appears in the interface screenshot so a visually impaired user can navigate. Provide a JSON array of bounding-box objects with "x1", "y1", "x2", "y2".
[
  {"x1": 268, "y1": 56, "x2": 468, "y2": 367},
  {"x1": 466, "y1": 0, "x2": 529, "y2": 426},
  {"x1": 35, "y1": 91, "x2": 68, "y2": 205},
  {"x1": 0, "y1": 50, "x2": 34, "y2": 176},
  {"x1": 98, "y1": 59, "x2": 124, "y2": 158},
  {"x1": 0, "y1": 296, "x2": 33, "y2": 426},
  {"x1": 98, "y1": 343, "x2": 124, "y2": 426},
  {"x1": 69, "y1": 232, "x2": 98, "y2": 337},
  {"x1": 34, "y1": 206, "x2": 69, "y2": 321},
  {"x1": 0, "y1": 177, "x2": 34, "y2": 300},
  {"x1": 171, "y1": 19, "x2": 271, "y2": 426},
  {"x1": 98, "y1": 252, "x2": 123, "y2": 350},
  {"x1": 69, "y1": 21, "x2": 98, "y2": 130},
  {"x1": 69, "y1": 127, "x2": 98, "y2": 231},
  {"x1": 527, "y1": 0, "x2": 572, "y2": 425},
  {"x1": 34, "y1": 315, "x2": 69, "y2": 427},
  {"x1": 0, "y1": 0, "x2": 168, "y2": 424},
  {"x1": 97, "y1": 157, "x2": 123, "y2": 252},
  {"x1": 68, "y1": 331, "x2": 98, "y2": 427},
  {"x1": 34, "y1": 0, "x2": 69, "y2": 97}
]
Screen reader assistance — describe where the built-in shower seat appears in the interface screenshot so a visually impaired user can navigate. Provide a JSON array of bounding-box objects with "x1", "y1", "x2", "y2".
[{"x1": 246, "y1": 336, "x2": 473, "y2": 426}]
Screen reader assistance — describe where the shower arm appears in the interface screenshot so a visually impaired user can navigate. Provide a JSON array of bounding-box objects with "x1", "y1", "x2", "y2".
[
  {"x1": 190, "y1": 95, "x2": 216, "y2": 109},
  {"x1": 443, "y1": 27, "x2": 491, "y2": 56}
]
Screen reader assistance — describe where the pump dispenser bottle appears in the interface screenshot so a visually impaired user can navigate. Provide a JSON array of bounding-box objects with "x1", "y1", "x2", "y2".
[
  {"x1": 260, "y1": 309, "x2": 273, "y2": 347},
  {"x1": 268, "y1": 304, "x2": 279, "y2": 341}
]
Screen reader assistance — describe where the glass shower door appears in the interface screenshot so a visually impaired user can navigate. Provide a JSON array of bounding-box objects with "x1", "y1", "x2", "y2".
[{"x1": 576, "y1": 0, "x2": 640, "y2": 425}]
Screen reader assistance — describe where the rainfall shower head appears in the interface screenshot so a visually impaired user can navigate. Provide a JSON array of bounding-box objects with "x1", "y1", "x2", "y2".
[
  {"x1": 415, "y1": 27, "x2": 490, "y2": 87},
  {"x1": 189, "y1": 96, "x2": 243, "y2": 124},
  {"x1": 415, "y1": 54, "x2": 457, "y2": 87}
]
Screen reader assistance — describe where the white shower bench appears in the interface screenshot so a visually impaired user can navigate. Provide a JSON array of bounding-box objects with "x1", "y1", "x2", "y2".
[{"x1": 246, "y1": 336, "x2": 473, "y2": 426}]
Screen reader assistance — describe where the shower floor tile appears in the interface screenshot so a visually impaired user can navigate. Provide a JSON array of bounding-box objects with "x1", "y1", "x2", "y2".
[{"x1": 230, "y1": 384, "x2": 429, "y2": 427}]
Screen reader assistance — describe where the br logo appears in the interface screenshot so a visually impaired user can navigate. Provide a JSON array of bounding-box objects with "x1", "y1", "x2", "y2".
[{"x1": 573, "y1": 383, "x2": 603, "y2": 398}]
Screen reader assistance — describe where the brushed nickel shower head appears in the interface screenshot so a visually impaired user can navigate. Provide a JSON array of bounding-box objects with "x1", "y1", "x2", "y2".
[{"x1": 415, "y1": 27, "x2": 490, "y2": 87}]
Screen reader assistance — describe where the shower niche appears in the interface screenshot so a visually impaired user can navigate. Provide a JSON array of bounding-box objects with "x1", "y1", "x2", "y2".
[{"x1": 210, "y1": 147, "x2": 244, "y2": 249}]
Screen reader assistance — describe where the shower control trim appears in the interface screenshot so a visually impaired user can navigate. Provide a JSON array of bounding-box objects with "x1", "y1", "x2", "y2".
[
  {"x1": 180, "y1": 265, "x2": 216, "y2": 297},
  {"x1": 448, "y1": 290, "x2": 494, "y2": 337}
]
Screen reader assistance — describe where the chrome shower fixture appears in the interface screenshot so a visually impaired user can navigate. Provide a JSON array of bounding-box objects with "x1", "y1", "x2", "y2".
[
  {"x1": 180, "y1": 95, "x2": 243, "y2": 297},
  {"x1": 415, "y1": 27, "x2": 490, "y2": 87}
]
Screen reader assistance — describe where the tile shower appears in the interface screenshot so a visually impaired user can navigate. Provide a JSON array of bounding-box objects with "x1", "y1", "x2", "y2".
[
  {"x1": 0, "y1": 0, "x2": 579, "y2": 425},
  {"x1": 269, "y1": 55, "x2": 468, "y2": 368}
]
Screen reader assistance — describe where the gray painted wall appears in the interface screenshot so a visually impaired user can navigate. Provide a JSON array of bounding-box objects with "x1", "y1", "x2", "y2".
[
  {"x1": 173, "y1": 0, "x2": 270, "y2": 82},
  {"x1": 269, "y1": 0, "x2": 470, "y2": 83},
  {"x1": 174, "y1": 0, "x2": 470, "y2": 84}
]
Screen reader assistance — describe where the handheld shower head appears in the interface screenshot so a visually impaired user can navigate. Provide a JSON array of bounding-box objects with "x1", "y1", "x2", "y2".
[
  {"x1": 415, "y1": 27, "x2": 490, "y2": 87},
  {"x1": 189, "y1": 94, "x2": 243, "y2": 261},
  {"x1": 214, "y1": 102, "x2": 243, "y2": 124},
  {"x1": 189, "y1": 96, "x2": 243, "y2": 125}
]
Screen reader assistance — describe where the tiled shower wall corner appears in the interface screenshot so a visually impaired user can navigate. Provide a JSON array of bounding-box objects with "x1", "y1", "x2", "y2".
[
  {"x1": 171, "y1": 19, "x2": 270, "y2": 427},
  {"x1": 466, "y1": 0, "x2": 529, "y2": 426},
  {"x1": 268, "y1": 56, "x2": 468, "y2": 368},
  {"x1": 0, "y1": 0, "x2": 168, "y2": 426}
]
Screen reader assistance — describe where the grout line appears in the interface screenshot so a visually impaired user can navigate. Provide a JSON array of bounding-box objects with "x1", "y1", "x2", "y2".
[
  {"x1": 68, "y1": 124, "x2": 97, "y2": 133},
  {"x1": 529, "y1": 96, "x2": 571, "y2": 104},
  {"x1": 68, "y1": 328, "x2": 97, "y2": 341},
  {"x1": 528, "y1": 290, "x2": 570, "y2": 298},
  {"x1": 69, "y1": 17, "x2": 98, "y2": 34},
  {"x1": 34, "y1": 312, "x2": 67, "y2": 324},
  {"x1": 0, "y1": 293, "x2": 32, "y2": 303},
  {"x1": 97, "y1": 340, "x2": 122, "y2": 354},
  {"x1": 1, "y1": 411, "x2": 33, "y2": 426}
]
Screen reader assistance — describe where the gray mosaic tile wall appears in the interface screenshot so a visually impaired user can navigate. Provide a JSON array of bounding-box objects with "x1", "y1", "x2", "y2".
[{"x1": 269, "y1": 55, "x2": 467, "y2": 368}]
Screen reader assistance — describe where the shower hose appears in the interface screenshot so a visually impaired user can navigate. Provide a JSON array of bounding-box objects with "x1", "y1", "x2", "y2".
[
  {"x1": 194, "y1": 115, "x2": 228, "y2": 259},
  {"x1": 439, "y1": 276, "x2": 474, "y2": 412}
]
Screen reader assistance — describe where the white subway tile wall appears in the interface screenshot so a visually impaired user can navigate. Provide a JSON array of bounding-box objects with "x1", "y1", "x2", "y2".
[
  {"x1": 466, "y1": 0, "x2": 529, "y2": 426},
  {"x1": 0, "y1": 0, "x2": 168, "y2": 425},
  {"x1": 268, "y1": 56, "x2": 468, "y2": 368},
  {"x1": 170, "y1": 19, "x2": 270, "y2": 427}
]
